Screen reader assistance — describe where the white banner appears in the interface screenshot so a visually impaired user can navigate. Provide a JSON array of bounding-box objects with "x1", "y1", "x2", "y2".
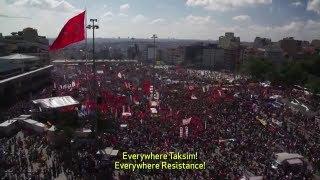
[
  {"x1": 185, "y1": 126, "x2": 189, "y2": 137},
  {"x1": 180, "y1": 127, "x2": 183, "y2": 138}
]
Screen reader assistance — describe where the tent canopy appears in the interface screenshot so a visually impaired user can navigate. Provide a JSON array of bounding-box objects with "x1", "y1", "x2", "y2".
[
  {"x1": 287, "y1": 158, "x2": 303, "y2": 165},
  {"x1": 0, "y1": 53, "x2": 39, "y2": 61},
  {"x1": 24, "y1": 119, "x2": 46, "y2": 128},
  {"x1": 275, "y1": 152, "x2": 303, "y2": 164},
  {"x1": 0, "y1": 119, "x2": 18, "y2": 127},
  {"x1": 32, "y1": 96, "x2": 79, "y2": 109},
  {"x1": 96, "y1": 147, "x2": 119, "y2": 156}
]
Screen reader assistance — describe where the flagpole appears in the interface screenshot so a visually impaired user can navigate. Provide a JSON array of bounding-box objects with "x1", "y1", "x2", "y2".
[
  {"x1": 87, "y1": 19, "x2": 99, "y2": 136},
  {"x1": 84, "y1": 0, "x2": 88, "y2": 74}
]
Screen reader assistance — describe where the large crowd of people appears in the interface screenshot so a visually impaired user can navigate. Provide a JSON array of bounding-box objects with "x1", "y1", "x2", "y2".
[{"x1": 1, "y1": 61, "x2": 320, "y2": 179}]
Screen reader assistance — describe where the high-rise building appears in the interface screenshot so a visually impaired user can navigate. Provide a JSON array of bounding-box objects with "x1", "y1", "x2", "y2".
[
  {"x1": 142, "y1": 45, "x2": 156, "y2": 63},
  {"x1": 311, "y1": 39, "x2": 320, "y2": 50},
  {"x1": 184, "y1": 43, "x2": 204, "y2": 66},
  {"x1": 202, "y1": 44, "x2": 224, "y2": 70},
  {"x1": 127, "y1": 44, "x2": 140, "y2": 60},
  {"x1": 265, "y1": 44, "x2": 285, "y2": 64},
  {"x1": 218, "y1": 32, "x2": 240, "y2": 49},
  {"x1": 253, "y1": 37, "x2": 272, "y2": 48},
  {"x1": 110, "y1": 47, "x2": 124, "y2": 59},
  {"x1": 243, "y1": 47, "x2": 266, "y2": 60},
  {"x1": 166, "y1": 46, "x2": 185, "y2": 65},
  {"x1": 224, "y1": 46, "x2": 244, "y2": 72},
  {"x1": 279, "y1": 37, "x2": 302, "y2": 58}
]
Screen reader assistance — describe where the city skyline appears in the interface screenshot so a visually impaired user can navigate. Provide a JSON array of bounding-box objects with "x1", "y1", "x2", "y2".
[{"x1": 0, "y1": 0, "x2": 320, "y2": 41}]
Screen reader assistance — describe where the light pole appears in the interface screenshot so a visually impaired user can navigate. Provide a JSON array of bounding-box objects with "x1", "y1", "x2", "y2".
[
  {"x1": 86, "y1": 19, "x2": 99, "y2": 74},
  {"x1": 86, "y1": 18, "x2": 99, "y2": 135},
  {"x1": 151, "y1": 34, "x2": 158, "y2": 63},
  {"x1": 79, "y1": 49, "x2": 85, "y2": 60}
]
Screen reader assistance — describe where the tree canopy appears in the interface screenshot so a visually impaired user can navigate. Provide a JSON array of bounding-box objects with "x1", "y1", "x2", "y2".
[{"x1": 241, "y1": 56, "x2": 320, "y2": 94}]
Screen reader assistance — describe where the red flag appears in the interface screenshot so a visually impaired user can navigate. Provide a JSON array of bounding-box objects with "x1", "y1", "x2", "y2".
[{"x1": 49, "y1": 11, "x2": 85, "y2": 51}]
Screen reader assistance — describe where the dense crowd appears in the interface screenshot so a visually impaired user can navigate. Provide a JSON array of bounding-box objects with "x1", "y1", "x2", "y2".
[
  {"x1": 1, "y1": 62, "x2": 320, "y2": 179},
  {"x1": 0, "y1": 131, "x2": 70, "y2": 179}
]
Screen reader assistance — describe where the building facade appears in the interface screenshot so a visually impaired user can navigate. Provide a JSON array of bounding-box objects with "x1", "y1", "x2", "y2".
[
  {"x1": 253, "y1": 37, "x2": 272, "y2": 48},
  {"x1": 142, "y1": 45, "x2": 156, "y2": 63},
  {"x1": 311, "y1": 39, "x2": 320, "y2": 50},
  {"x1": 166, "y1": 46, "x2": 185, "y2": 65},
  {"x1": 219, "y1": 32, "x2": 240, "y2": 49},
  {"x1": 224, "y1": 46, "x2": 244, "y2": 72},
  {"x1": 243, "y1": 47, "x2": 266, "y2": 60},
  {"x1": 184, "y1": 43, "x2": 204, "y2": 66},
  {"x1": 264, "y1": 44, "x2": 285, "y2": 64},
  {"x1": 0, "y1": 28, "x2": 49, "y2": 64},
  {"x1": 279, "y1": 37, "x2": 302, "y2": 58},
  {"x1": 202, "y1": 44, "x2": 224, "y2": 70}
]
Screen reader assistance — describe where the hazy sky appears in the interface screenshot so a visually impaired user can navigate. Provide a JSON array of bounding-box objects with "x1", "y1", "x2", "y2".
[{"x1": 0, "y1": 0, "x2": 320, "y2": 41}]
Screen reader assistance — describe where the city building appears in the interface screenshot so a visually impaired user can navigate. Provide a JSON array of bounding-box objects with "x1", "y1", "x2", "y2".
[
  {"x1": 253, "y1": 37, "x2": 272, "y2": 48},
  {"x1": 127, "y1": 44, "x2": 139, "y2": 60},
  {"x1": 156, "y1": 49, "x2": 165, "y2": 63},
  {"x1": 279, "y1": 37, "x2": 302, "y2": 58},
  {"x1": 311, "y1": 39, "x2": 320, "y2": 50},
  {"x1": 218, "y1": 32, "x2": 240, "y2": 49},
  {"x1": 96, "y1": 45, "x2": 110, "y2": 59},
  {"x1": 0, "y1": 28, "x2": 49, "y2": 64},
  {"x1": 184, "y1": 43, "x2": 204, "y2": 66},
  {"x1": 202, "y1": 44, "x2": 224, "y2": 70},
  {"x1": 166, "y1": 46, "x2": 185, "y2": 65},
  {"x1": 109, "y1": 47, "x2": 124, "y2": 59},
  {"x1": 183, "y1": 41, "x2": 242, "y2": 71},
  {"x1": 0, "y1": 54, "x2": 43, "y2": 79},
  {"x1": 224, "y1": 46, "x2": 244, "y2": 72},
  {"x1": 243, "y1": 47, "x2": 266, "y2": 60},
  {"x1": 142, "y1": 45, "x2": 156, "y2": 63},
  {"x1": 264, "y1": 44, "x2": 285, "y2": 64},
  {"x1": 0, "y1": 28, "x2": 52, "y2": 108}
]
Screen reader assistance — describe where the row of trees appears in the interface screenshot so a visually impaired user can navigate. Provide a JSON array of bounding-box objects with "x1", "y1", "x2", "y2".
[{"x1": 241, "y1": 56, "x2": 320, "y2": 94}]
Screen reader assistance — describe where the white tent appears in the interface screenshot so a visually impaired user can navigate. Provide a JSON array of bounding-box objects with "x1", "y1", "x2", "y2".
[
  {"x1": 287, "y1": 158, "x2": 303, "y2": 165},
  {"x1": 0, "y1": 119, "x2": 18, "y2": 135},
  {"x1": 0, "y1": 119, "x2": 18, "y2": 127},
  {"x1": 0, "y1": 53, "x2": 39, "y2": 61},
  {"x1": 96, "y1": 147, "x2": 119, "y2": 156},
  {"x1": 110, "y1": 150, "x2": 119, "y2": 156},
  {"x1": 275, "y1": 152, "x2": 303, "y2": 164},
  {"x1": 32, "y1": 96, "x2": 79, "y2": 109},
  {"x1": 23, "y1": 119, "x2": 46, "y2": 133},
  {"x1": 19, "y1": 114, "x2": 31, "y2": 119}
]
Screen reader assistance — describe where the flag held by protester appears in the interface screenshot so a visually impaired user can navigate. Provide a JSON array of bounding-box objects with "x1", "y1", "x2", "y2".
[{"x1": 49, "y1": 11, "x2": 86, "y2": 51}]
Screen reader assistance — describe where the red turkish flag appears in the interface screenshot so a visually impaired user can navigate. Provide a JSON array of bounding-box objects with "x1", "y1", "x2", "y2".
[{"x1": 49, "y1": 11, "x2": 85, "y2": 51}]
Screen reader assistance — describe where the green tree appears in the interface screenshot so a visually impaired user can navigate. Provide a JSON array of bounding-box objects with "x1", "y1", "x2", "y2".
[
  {"x1": 241, "y1": 56, "x2": 320, "y2": 93},
  {"x1": 281, "y1": 62, "x2": 308, "y2": 86},
  {"x1": 306, "y1": 75, "x2": 320, "y2": 94},
  {"x1": 241, "y1": 58, "x2": 273, "y2": 81}
]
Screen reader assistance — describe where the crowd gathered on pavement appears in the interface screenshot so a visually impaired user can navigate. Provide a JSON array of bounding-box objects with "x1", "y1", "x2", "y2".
[{"x1": 0, "y1": 61, "x2": 320, "y2": 179}]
